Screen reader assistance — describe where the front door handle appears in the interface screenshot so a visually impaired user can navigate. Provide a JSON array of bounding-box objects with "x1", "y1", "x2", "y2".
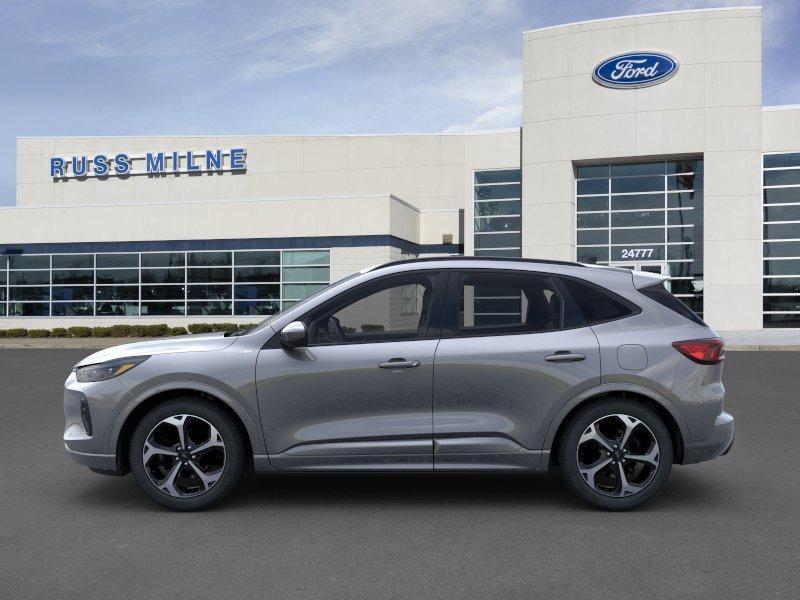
[
  {"x1": 378, "y1": 358, "x2": 420, "y2": 369},
  {"x1": 545, "y1": 351, "x2": 586, "y2": 363}
]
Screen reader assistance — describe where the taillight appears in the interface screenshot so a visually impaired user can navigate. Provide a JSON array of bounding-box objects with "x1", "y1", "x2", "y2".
[{"x1": 672, "y1": 338, "x2": 725, "y2": 365}]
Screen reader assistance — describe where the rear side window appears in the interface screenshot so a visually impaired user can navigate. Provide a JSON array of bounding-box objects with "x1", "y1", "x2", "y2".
[
  {"x1": 639, "y1": 282, "x2": 706, "y2": 326},
  {"x1": 453, "y1": 271, "x2": 564, "y2": 336},
  {"x1": 561, "y1": 278, "x2": 639, "y2": 325}
]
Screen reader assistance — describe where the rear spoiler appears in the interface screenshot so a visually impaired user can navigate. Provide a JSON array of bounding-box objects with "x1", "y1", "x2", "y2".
[{"x1": 631, "y1": 269, "x2": 669, "y2": 289}]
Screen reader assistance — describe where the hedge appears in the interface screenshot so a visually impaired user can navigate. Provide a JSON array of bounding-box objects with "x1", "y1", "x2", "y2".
[{"x1": 0, "y1": 323, "x2": 250, "y2": 339}]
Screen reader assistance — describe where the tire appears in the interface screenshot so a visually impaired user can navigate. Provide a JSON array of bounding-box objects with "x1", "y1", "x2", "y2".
[
  {"x1": 129, "y1": 397, "x2": 246, "y2": 511},
  {"x1": 557, "y1": 398, "x2": 673, "y2": 510}
]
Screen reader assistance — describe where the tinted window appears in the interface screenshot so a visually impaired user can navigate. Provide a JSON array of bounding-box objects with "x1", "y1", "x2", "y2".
[
  {"x1": 562, "y1": 278, "x2": 638, "y2": 325},
  {"x1": 454, "y1": 272, "x2": 564, "y2": 336},
  {"x1": 309, "y1": 274, "x2": 436, "y2": 345},
  {"x1": 639, "y1": 282, "x2": 706, "y2": 326}
]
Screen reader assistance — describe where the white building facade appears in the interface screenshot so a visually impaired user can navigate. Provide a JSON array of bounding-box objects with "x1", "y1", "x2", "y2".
[{"x1": 2, "y1": 6, "x2": 799, "y2": 331}]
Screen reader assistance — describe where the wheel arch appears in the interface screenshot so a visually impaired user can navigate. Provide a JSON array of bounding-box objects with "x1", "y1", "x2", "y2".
[
  {"x1": 111, "y1": 382, "x2": 266, "y2": 475},
  {"x1": 545, "y1": 385, "x2": 687, "y2": 466}
]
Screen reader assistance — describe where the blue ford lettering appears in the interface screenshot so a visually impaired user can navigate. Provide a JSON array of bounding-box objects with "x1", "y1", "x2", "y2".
[{"x1": 593, "y1": 52, "x2": 678, "y2": 88}]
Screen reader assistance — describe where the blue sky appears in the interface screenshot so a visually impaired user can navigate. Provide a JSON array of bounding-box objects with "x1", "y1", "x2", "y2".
[{"x1": 1, "y1": 0, "x2": 798, "y2": 206}]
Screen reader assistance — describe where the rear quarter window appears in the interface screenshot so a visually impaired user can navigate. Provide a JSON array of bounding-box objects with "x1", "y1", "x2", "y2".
[
  {"x1": 639, "y1": 282, "x2": 706, "y2": 326},
  {"x1": 561, "y1": 277, "x2": 640, "y2": 325}
]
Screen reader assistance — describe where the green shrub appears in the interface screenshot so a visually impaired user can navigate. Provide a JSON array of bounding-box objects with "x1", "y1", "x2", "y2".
[
  {"x1": 28, "y1": 329, "x2": 51, "y2": 338},
  {"x1": 91, "y1": 327, "x2": 113, "y2": 338},
  {"x1": 68, "y1": 326, "x2": 92, "y2": 338},
  {"x1": 50, "y1": 328, "x2": 69, "y2": 338},
  {"x1": 0, "y1": 329, "x2": 6, "y2": 338},
  {"x1": 129, "y1": 325, "x2": 149, "y2": 337},
  {"x1": 188, "y1": 323, "x2": 214, "y2": 334},
  {"x1": 168, "y1": 326, "x2": 188, "y2": 336},
  {"x1": 146, "y1": 324, "x2": 169, "y2": 337},
  {"x1": 109, "y1": 324, "x2": 132, "y2": 337},
  {"x1": 4, "y1": 328, "x2": 28, "y2": 338},
  {"x1": 211, "y1": 323, "x2": 239, "y2": 333}
]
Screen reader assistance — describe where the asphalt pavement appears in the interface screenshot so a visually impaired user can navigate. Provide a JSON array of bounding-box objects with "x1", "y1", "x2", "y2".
[{"x1": 0, "y1": 349, "x2": 798, "y2": 599}]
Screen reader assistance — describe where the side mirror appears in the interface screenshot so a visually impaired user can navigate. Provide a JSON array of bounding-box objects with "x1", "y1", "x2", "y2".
[{"x1": 279, "y1": 321, "x2": 307, "y2": 348}]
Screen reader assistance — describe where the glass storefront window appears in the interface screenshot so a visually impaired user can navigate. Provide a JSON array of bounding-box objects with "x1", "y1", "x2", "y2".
[
  {"x1": 141, "y1": 268, "x2": 185, "y2": 284},
  {"x1": 188, "y1": 252, "x2": 232, "y2": 267},
  {"x1": 9, "y1": 255, "x2": 49, "y2": 269},
  {"x1": 52, "y1": 254, "x2": 93, "y2": 269},
  {"x1": 0, "y1": 249, "x2": 331, "y2": 318},
  {"x1": 235, "y1": 251, "x2": 279, "y2": 266},
  {"x1": 474, "y1": 169, "x2": 521, "y2": 258},
  {"x1": 9, "y1": 271, "x2": 50, "y2": 285},
  {"x1": 141, "y1": 253, "x2": 185, "y2": 268},
  {"x1": 52, "y1": 286, "x2": 94, "y2": 301},
  {"x1": 576, "y1": 159, "x2": 704, "y2": 316},
  {"x1": 282, "y1": 250, "x2": 329, "y2": 266},
  {"x1": 764, "y1": 153, "x2": 800, "y2": 328},
  {"x1": 96, "y1": 254, "x2": 137, "y2": 268},
  {"x1": 96, "y1": 269, "x2": 138, "y2": 284}
]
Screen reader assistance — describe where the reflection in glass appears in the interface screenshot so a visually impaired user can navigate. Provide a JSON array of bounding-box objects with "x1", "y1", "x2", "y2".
[
  {"x1": 96, "y1": 286, "x2": 138, "y2": 301},
  {"x1": 9, "y1": 271, "x2": 50, "y2": 285},
  {"x1": 52, "y1": 302, "x2": 94, "y2": 316},
  {"x1": 235, "y1": 301, "x2": 281, "y2": 316},
  {"x1": 52, "y1": 254, "x2": 93, "y2": 269},
  {"x1": 9, "y1": 255, "x2": 49, "y2": 269},
  {"x1": 52, "y1": 286, "x2": 93, "y2": 301},
  {"x1": 96, "y1": 269, "x2": 138, "y2": 284},
  {"x1": 52, "y1": 270, "x2": 93, "y2": 285},
  {"x1": 96, "y1": 254, "x2": 137, "y2": 268},
  {"x1": 96, "y1": 302, "x2": 138, "y2": 316}
]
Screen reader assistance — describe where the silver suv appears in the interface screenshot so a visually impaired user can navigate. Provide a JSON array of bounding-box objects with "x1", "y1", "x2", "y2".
[{"x1": 64, "y1": 258, "x2": 733, "y2": 511}]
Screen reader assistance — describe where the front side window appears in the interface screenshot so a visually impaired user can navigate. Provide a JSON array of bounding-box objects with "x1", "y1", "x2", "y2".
[
  {"x1": 308, "y1": 274, "x2": 436, "y2": 345},
  {"x1": 454, "y1": 271, "x2": 564, "y2": 336}
]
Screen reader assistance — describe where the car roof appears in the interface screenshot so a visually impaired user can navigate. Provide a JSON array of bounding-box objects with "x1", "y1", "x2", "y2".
[{"x1": 368, "y1": 256, "x2": 629, "y2": 275}]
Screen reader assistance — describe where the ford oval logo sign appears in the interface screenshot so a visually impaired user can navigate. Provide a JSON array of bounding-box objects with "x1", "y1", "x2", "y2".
[{"x1": 593, "y1": 52, "x2": 678, "y2": 89}]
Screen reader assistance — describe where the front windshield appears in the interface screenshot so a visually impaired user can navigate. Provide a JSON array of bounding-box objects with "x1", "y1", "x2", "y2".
[{"x1": 243, "y1": 272, "x2": 363, "y2": 335}]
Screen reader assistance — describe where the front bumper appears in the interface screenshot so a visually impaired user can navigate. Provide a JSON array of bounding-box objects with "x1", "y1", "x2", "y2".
[
  {"x1": 681, "y1": 411, "x2": 735, "y2": 464},
  {"x1": 64, "y1": 443, "x2": 120, "y2": 474},
  {"x1": 63, "y1": 372, "x2": 128, "y2": 474}
]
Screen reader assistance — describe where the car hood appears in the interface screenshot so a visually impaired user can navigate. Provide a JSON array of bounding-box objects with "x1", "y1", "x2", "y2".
[{"x1": 75, "y1": 333, "x2": 237, "y2": 367}]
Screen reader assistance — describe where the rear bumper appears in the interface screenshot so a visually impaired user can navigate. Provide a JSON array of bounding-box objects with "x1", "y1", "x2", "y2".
[{"x1": 681, "y1": 411, "x2": 734, "y2": 464}]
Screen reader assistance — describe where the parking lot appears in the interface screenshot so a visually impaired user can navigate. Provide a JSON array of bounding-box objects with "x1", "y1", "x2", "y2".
[{"x1": 1, "y1": 349, "x2": 797, "y2": 599}]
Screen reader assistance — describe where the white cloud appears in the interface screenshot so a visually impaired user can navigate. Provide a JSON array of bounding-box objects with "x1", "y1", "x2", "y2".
[
  {"x1": 235, "y1": 0, "x2": 479, "y2": 81},
  {"x1": 443, "y1": 103, "x2": 521, "y2": 132}
]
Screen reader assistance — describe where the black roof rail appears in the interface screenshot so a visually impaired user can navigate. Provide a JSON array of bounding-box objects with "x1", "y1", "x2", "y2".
[{"x1": 371, "y1": 256, "x2": 588, "y2": 271}]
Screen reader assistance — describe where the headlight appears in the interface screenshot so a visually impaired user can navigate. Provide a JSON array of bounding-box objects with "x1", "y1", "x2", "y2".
[{"x1": 75, "y1": 356, "x2": 149, "y2": 382}]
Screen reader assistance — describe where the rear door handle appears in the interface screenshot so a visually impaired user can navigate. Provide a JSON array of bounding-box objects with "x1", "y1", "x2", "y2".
[
  {"x1": 545, "y1": 351, "x2": 586, "y2": 363},
  {"x1": 379, "y1": 358, "x2": 420, "y2": 369}
]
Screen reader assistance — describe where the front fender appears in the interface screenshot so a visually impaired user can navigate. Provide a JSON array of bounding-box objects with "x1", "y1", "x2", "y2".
[{"x1": 109, "y1": 378, "x2": 269, "y2": 462}]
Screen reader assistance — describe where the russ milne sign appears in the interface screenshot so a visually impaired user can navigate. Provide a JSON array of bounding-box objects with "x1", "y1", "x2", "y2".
[
  {"x1": 593, "y1": 52, "x2": 678, "y2": 89},
  {"x1": 50, "y1": 148, "x2": 246, "y2": 179}
]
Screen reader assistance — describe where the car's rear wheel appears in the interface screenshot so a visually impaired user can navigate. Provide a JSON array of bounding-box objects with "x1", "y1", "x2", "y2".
[
  {"x1": 129, "y1": 397, "x2": 245, "y2": 511},
  {"x1": 558, "y1": 398, "x2": 673, "y2": 510}
]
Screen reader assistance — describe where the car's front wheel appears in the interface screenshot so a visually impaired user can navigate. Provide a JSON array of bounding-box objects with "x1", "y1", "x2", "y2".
[
  {"x1": 129, "y1": 397, "x2": 245, "y2": 511},
  {"x1": 558, "y1": 398, "x2": 673, "y2": 510}
]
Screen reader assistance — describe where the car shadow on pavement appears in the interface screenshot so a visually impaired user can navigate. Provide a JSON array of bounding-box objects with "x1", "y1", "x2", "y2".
[{"x1": 67, "y1": 467, "x2": 728, "y2": 513}]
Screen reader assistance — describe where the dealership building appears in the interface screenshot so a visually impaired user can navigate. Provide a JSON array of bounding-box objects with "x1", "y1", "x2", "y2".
[{"x1": 2, "y1": 5, "x2": 799, "y2": 331}]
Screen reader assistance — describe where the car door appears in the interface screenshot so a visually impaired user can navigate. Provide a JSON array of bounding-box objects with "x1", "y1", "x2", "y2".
[
  {"x1": 432, "y1": 269, "x2": 601, "y2": 470},
  {"x1": 255, "y1": 270, "x2": 446, "y2": 471}
]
